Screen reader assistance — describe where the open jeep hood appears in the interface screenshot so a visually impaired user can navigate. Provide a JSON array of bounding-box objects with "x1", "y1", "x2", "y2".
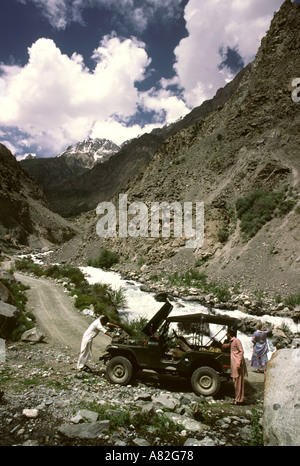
[
  {"x1": 142, "y1": 301, "x2": 173, "y2": 337},
  {"x1": 167, "y1": 312, "x2": 239, "y2": 327}
]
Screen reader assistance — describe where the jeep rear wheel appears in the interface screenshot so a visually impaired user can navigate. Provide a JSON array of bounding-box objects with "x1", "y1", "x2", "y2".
[
  {"x1": 106, "y1": 356, "x2": 133, "y2": 385},
  {"x1": 191, "y1": 366, "x2": 220, "y2": 397}
]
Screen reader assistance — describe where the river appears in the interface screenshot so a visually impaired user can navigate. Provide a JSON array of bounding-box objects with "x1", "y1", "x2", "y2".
[
  {"x1": 20, "y1": 252, "x2": 299, "y2": 361},
  {"x1": 80, "y1": 266, "x2": 299, "y2": 361}
]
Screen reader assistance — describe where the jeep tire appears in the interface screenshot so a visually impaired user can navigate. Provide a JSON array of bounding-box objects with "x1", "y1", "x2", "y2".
[
  {"x1": 106, "y1": 356, "x2": 133, "y2": 385},
  {"x1": 191, "y1": 366, "x2": 220, "y2": 396}
]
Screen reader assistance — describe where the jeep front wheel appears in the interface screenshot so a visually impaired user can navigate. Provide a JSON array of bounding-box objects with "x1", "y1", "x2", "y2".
[
  {"x1": 191, "y1": 366, "x2": 220, "y2": 397},
  {"x1": 106, "y1": 356, "x2": 133, "y2": 385}
]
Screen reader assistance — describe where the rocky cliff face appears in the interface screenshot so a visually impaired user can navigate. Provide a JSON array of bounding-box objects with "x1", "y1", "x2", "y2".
[
  {"x1": 79, "y1": 0, "x2": 300, "y2": 298},
  {"x1": 0, "y1": 144, "x2": 78, "y2": 251},
  {"x1": 20, "y1": 138, "x2": 120, "y2": 211}
]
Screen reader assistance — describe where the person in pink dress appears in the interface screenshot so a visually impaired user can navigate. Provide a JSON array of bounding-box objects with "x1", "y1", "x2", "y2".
[{"x1": 223, "y1": 327, "x2": 248, "y2": 405}]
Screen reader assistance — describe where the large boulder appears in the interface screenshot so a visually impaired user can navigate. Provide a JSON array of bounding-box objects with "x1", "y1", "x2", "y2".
[
  {"x1": 0, "y1": 281, "x2": 11, "y2": 302},
  {"x1": 58, "y1": 421, "x2": 110, "y2": 439},
  {"x1": 0, "y1": 300, "x2": 19, "y2": 319},
  {"x1": 21, "y1": 327, "x2": 45, "y2": 343},
  {"x1": 264, "y1": 349, "x2": 300, "y2": 446},
  {"x1": 0, "y1": 301, "x2": 20, "y2": 339}
]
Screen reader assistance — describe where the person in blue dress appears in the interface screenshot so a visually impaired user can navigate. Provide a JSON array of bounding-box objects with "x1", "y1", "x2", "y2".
[{"x1": 251, "y1": 321, "x2": 271, "y2": 374}]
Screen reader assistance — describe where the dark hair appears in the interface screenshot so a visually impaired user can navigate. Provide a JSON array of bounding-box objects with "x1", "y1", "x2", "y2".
[
  {"x1": 100, "y1": 315, "x2": 109, "y2": 325},
  {"x1": 227, "y1": 326, "x2": 237, "y2": 337}
]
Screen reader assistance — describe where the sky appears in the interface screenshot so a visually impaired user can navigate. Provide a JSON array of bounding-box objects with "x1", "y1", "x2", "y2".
[{"x1": 0, "y1": 0, "x2": 294, "y2": 159}]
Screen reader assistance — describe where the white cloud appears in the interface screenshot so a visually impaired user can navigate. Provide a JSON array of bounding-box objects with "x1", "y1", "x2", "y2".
[
  {"x1": 0, "y1": 35, "x2": 188, "y2": 154},
  {"x1": 90, "y1": 119, "x2": 156, "y2": 145},
  {"x1": 0, "y1": 36, "x2": 150, "y2": 153},
  {"x1": 19, "y1": 0, "x2": 183, "y2": 31},
  {"x1": 140, "y1": 87, "x2": 190, "y2": 124},
  {"x1": 173, "y1": 0, "x2": 285, "y2": 106},
  {"x1": 3, "y1": 0, "x2": 288, "y2": 157},
  {"x1": 18, "y1": 0, "x2": 70, "y2": 29}
]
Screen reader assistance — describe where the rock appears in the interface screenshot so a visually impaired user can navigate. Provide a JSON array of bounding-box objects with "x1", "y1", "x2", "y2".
[
  {"x1": 76, "y1": 409, "x2": 99, "y2": 422},
  {"x1": 152, "y1": 393, "x2": 180, "y2": 411},
  {"x1": 291, "y1": 338, "x2": 300, "y2": 348},
  {"x1": 0, "y1": 282, "x2": 11, "y2": 302},
  {"x1": 22, "y1": 408, "x2": 39, "y2": 419},
  {"x1": 184, "y1": 438, "x2": 204, "y2": 446},
  {"x1": 134, "y1": 392, "x2": 152, "y2": 402},
  {"x1": 185, "y1": 435, "x2": 216, "y2": 446},
  {"x1": 133, "y1": 437, "x2": 150, "y2": 446},
  {"x1": 0, "y1": 271, "x2": 15, "y2": 282},
  {"x1": 70, "y1": 414, "x2": 84, "y2": 424},
  {"x1": 238, "y1": 425, "x2": 252, "y2": 442},
  {"x1": 58, "y1": 420, "x2": 110, "y2": 439},
  {"x1": 21, "y1": 327, "x2": 45, "y2": 343},
  {"x1": 264, "y1": 349, "x2": 300, "y2": 446},
  {"x1": 0, "y1": 301, "x2": 19, "y2": 319},
  {"x1": 272, "y1": 328, "x2": 288, "y2": 339},
  {"x1": 22, "y1": 440, "x2": 40, "y2": 446},
  {"x1": 163, "y1": 412, "x2": 207, "y2": 433}
]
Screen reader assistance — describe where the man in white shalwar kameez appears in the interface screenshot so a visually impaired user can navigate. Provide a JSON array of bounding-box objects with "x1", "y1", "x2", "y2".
[{"x1": 77, "y1": 315, "x2": 119, "y2": 370}]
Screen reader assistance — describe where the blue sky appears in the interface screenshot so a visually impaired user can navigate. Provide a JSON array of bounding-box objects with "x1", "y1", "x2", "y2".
[{"x1": 0, "y1": 0, "x2": 291, "y2": 158}]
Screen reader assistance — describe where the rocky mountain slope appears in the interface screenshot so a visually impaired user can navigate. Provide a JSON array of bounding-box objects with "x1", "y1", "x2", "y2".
[
  {"x1": 20, "y1": 138, "x2": 120, "y2": 215},
  {"x1": 20, "y1": 67, "x2": 247, "y2": 218},
  {"x1": 68, "y1": 0, "x2": 300, "y2": 299},
  {"x1": 0, "y1": 144, "x2": 79, "y2": 252}
]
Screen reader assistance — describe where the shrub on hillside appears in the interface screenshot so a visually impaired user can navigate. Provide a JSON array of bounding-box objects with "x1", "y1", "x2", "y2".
[
  {"x1": 236, "y1": 189, "x2": 295, "y2": 239},
  {"x1": 88, "y1": 249, "x2": 119, "y2": 269}
]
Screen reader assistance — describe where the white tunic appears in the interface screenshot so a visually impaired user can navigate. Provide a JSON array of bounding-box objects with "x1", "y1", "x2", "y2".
[{"x1": 77, "y1": 317, "x2": 107, "y2": 369}]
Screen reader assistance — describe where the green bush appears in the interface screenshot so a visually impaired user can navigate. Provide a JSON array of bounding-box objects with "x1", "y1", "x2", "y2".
[
  {"x1": 109, "y1": 287, "x2": 128, "y2": 310},
  {"x1": 122, "y1": 316, "x2": 149, "y2": 339},
  {"x1": 14, "y1": 258, "x2": 44, "y2": 276},
  {"x1": 236, "y1": 189, "x2": 291, "y2": 239},
  {"x1": 45, "y1": 264, "x2": 87, "y2": 288},
  {"x1": 164, "y1": 269, "x2": 231, "y2": 302},
  {"x1": 88, "y1": 249, "x2": 119, "y2": 269},
  {"x1": 284, "y1": 292, "x2": 300, "y2": 307},
  {"x1": 248, "y1": 409, "x2": 263, "y2": 446},
  {"x1": 218, "y1": 228, "x2": 229, "y2": 243}
]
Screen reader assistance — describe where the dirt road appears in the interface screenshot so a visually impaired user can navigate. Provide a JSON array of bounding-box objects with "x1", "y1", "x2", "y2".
[
  {"x1": 15, "y1": 272, "x2": 110, "y2": 359},
  {"x1": 14, "y1": 271, "x2": 265, "y2": 401}
]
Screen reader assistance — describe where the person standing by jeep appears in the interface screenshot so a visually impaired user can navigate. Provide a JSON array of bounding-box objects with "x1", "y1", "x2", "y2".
[
  {"x1": 223, "y1": 327, "x2": 248, "y2": 405},
  {"x1": 77, "y1": 315, "x2": 119, "y2": 371}
]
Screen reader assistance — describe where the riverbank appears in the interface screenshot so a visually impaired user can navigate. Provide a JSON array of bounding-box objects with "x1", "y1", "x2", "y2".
[
  {"x1": 108, "y1": 264, "x2": 300, "y2": 349},
  {"x1": 113, "y1": 263, "x2": 300, "y2": 321}
]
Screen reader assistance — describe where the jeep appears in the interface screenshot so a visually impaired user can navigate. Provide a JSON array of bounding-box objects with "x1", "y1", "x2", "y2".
[{"x1": 100, "y1": 296, "x2": 238, "y2": 397}]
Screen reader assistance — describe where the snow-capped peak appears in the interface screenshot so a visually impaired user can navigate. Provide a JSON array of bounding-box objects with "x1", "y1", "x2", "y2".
[{"x1": 56, "y1": 138, "x2": 120, "y2": 168}]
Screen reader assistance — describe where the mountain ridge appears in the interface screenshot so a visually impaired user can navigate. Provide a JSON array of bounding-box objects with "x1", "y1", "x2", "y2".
[{"x1": 62, "y1": 0, "x2": 300, "y2": 298}]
